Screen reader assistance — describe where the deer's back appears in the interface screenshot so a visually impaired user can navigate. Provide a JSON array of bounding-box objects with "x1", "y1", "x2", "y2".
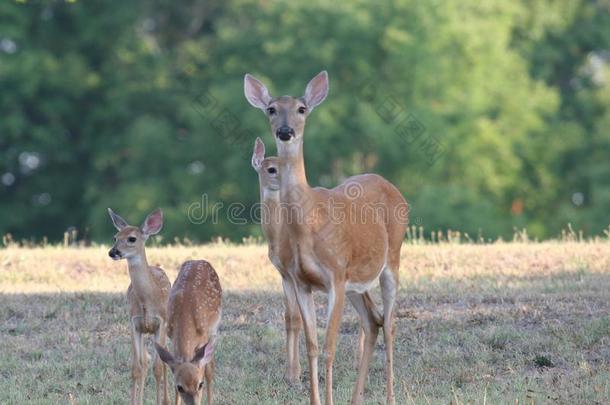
[
  {"x1": 167, "y1": 260, "x2": 222, "y2": 354},
  {"x1": 331, "y1": 173, "x2": 406, "y2": 210}
]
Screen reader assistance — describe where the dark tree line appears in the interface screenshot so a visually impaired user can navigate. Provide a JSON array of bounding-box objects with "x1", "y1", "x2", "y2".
[{"x1": 1, "y1": 0, "x2": 609, "y2": 242}]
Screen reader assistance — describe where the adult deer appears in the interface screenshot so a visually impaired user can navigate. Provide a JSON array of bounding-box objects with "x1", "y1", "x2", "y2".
[
  {"x1": 244, "y1": 71, "x2": 408, "y2": 405},
  {"x1": 251, "y1": 137, "x2": 302, "y2": 384},
  {"x1": 107, "y1": 208, "x2": 171, "y2": 405},
  {"x1": 155, "y1": 260, "x2": 222, "y2": 405}
]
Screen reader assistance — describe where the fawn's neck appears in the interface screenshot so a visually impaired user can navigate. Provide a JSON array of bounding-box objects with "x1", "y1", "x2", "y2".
[
  {"x1": 260, "y1": 188, "x2": 282, "y2": 248},
  {"x1": 126, "y1": 251, "x2": 157, "y2": 303}
]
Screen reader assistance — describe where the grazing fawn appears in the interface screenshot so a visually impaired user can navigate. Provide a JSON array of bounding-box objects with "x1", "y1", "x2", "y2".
[
  {"x1": 107, "y1": 208, "x2": 171, "y2": 405},
  {"x1": 155, "y1": 260, "x2": 222, "y2": 405},
  {"x1": 245, "y1": 71, "x2": 408, "y2": 405},
  {"x1": 251, "y1": 137, "x2": 302, "y2": 384}
]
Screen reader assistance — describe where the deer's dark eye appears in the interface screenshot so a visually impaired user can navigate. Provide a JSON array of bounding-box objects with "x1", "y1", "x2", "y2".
[
  {"x1": 267, "y1": 167, "x2": 277, "y2": 174},
  {"x1": 298, "y1": 106, "x2": 307, "y2": 114},
  {"x1": 177, "y1": 385, "x2": 184, "y2": 393},
  {"x1": 266, "y1": 107, "x2": 276, "y2": 115},
  {"x1": 128, "y1": 237, "x2": 137, "y2": 243},
  {"x1": 198, "y1": 381, "x2": 205, "y2": 390}
]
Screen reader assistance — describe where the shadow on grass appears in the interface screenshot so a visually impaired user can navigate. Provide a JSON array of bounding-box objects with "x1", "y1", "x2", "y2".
[
  {"x1": 0, "y1": 273, "x2": 608, "y2": 404},
  {"x1": 0, "y1": 290, "x2": 373, "y2": 404}
]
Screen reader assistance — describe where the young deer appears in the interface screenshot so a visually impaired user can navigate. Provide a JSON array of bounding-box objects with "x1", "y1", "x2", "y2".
[
  {"x1": 251, "y1": 137, "x2": 302, "y2": 384},
  {"x1": 155, "y1": 260, "x2": 222, "y2": 405},
  {"x1": 245, "y1": 72, "x2": 408, "y2": 405},
  {"x1": 107, "y1": 208, "x2": 171, "y2": 405}
]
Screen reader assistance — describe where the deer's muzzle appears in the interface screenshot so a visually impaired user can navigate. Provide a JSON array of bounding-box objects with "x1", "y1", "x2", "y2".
[
  {"x1": 108, "y1": 247, "x2": 122, "y2": 260},
  {"x1": 276, "y1": 126, "x2": 295, "y2": 141}
]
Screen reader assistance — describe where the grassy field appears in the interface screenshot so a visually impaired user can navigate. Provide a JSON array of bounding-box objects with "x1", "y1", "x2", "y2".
[{"x1": 1, "y1": 242, "x2": 609, "y2": 404}]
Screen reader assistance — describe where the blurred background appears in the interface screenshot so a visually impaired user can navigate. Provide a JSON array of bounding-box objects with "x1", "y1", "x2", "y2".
[{"x1": 1, "y1": 0, "x2": 609, "y2": 243}]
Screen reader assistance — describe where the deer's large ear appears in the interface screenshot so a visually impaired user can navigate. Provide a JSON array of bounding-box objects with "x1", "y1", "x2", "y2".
[
  {"x1": 141, "y1": 208, "x2": 163, "y2": 238},
  {"x1": 108, "y1": 208, "x2": 128, "y2": 231},
  {"x1": 251, "y1": 137, "x2": 266, "y2": 171},
  {"x1": 155, "y1": 343, "x2": 176, "y2": 368},
  {"x1": 244, "y1": 74, "x2": 272, "y2": 110},
  {"x1": 304, "y1": 70, "x2": 328, "y2": 109},
  {"x1": 191, "y1": 338, "x2": 215, "y2": 368}
]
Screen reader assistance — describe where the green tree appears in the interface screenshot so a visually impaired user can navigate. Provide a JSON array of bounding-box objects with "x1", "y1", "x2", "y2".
[{"x1": 1, "y1": 0, "x2": 608, "y2": 242}]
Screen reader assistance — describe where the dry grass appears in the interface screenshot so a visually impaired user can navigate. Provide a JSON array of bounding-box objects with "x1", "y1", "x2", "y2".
[{"x1": 1, "y1": 241, "x2": 609, "y2": 404}]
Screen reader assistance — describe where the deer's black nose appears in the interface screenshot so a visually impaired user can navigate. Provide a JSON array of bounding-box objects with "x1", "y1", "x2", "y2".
[
  {"x1": 276, "y1": 126, "x2": 294, "y2": 141},
  {"x1": 108, "y1": 248, "x2": 121, "y2": 259}
]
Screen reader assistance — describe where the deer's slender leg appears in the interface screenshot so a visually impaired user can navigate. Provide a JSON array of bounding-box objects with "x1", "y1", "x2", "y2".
[
  {"x1": 153, "y1": 321, "x2": 169, "y2": 405},
  {"x1": 363, "y1": 291, "x2": 384, "y2": 326},
  {"x1": 354, "y1": 326, "x2": 364, "y2": 369},
  {"x1": 130, "y1": 320, "x2": 145, "y2": 405},
  {"x1": 205, "y1": 358, "x2": 215, "y2": 405},
  {"x1": 348, "y1": 292, "x2": 380, "y2": 405},
  {"x1": 354, "y1": 291, "x2": 382, "y2": 368},
  {"x1": 130, "y1": 327, "x2": 140, "y2": 405},
  {"x1": 139, "y1": 331, "x2": 149, "y2": 405},
  {"x1": 282, "y1": 276, "x2": 302, "y2": 384},
  {"x1": 380, "y1": 268, "x2": 398, "y2": 405},
  {"x1": 174, "y1": 388, "x2": 182, "y2": 405},
  {"x1": 294, "y1": 282, "x2": 320, "y2": 405},
  {"x1": 323, "y1": 284, "x2": 345, "y2": 405}
]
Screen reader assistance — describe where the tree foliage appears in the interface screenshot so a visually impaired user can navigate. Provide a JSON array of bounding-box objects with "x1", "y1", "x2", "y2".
[{"x1": 1, "y1": 0, "x2": 609, "y2": 242}]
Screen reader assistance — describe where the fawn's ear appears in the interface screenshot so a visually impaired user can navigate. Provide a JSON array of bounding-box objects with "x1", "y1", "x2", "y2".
[
  {"x1": 244, "y1": 74, "x2": 272, "y2": 110},
  {"x1": 155, "y1": 343, "x2": 176, "y2": 368},
  {"x1": 108, "y1": 208, "x2": 128, "y2": 231},
  {"x1": 251, "y1": 137, "x2": 266, "y2": 171},
  {"x1": 141, "y1": 208, "x2": 163, "y2": 238},
  {"x1": 191, "y1": 338, "x2": 215, "y2": 368},
  {"x1": 304, "y1": 70, "x2": 328, "y2": 110}
]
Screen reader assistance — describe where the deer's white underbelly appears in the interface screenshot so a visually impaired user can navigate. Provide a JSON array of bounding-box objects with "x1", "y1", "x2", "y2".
[{"x1": 346, "y1": 262, "x2": 386, "y2": 294}]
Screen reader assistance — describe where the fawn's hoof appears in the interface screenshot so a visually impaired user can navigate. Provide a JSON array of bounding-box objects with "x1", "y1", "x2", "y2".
[{"x1": 284, "y1": 373, "x2": 302, "y2": 388}]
